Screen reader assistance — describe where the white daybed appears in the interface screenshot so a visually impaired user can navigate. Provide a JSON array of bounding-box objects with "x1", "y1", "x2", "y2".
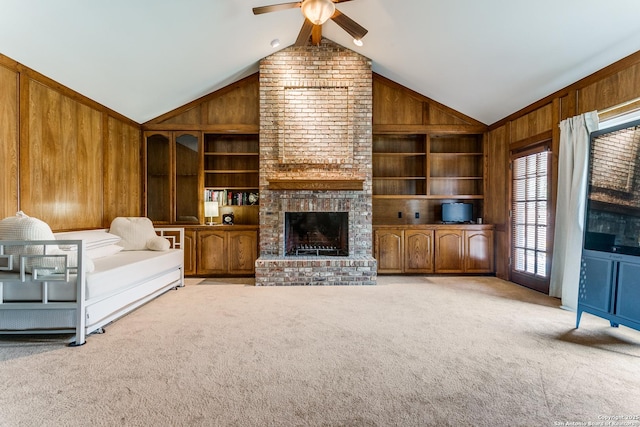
[{"x1": 0, "y1": 215, "x2": 184, "y2": 346}]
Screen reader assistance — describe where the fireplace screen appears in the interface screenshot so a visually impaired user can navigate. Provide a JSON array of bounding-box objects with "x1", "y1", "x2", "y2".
[{"x1": 285, "y1": 212, "x2": 348, "y2": 256}]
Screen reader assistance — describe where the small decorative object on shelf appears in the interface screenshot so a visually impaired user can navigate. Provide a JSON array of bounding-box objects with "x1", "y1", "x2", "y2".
[
  {"x1": 248, "y1": 192, "x2": 259, "y2": 205},
  {"x1": 222, "y1": 213, "x2": 234, "y2": 225}
]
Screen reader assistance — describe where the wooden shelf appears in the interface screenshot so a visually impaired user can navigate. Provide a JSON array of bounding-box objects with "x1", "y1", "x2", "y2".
[
  {"x1": 430, "y1": 152, "x2": 483, "y2": 156},
  {"x1": 204, "y1": 152, "x2": 258, "y2": 156},
  {"x1": 373, "y1": 177, "x2": 427, "y2": 180},
  {"x1": 373, "y1": 194, "x2": 484, "y2": 200},
  {"x1": 373, "y1": 152, "x2": 426, "y2": 157},
  {"x1": 203, "y1": 167, "x2": 257, "y2": 172},
  {"x1": 430, "y1": 177, "x2": 482, "y2": 180}
]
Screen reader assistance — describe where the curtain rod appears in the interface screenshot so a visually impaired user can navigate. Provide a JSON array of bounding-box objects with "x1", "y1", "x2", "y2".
[{"x1": 598, "y1": 96, "x2": 640, "y2": 115}]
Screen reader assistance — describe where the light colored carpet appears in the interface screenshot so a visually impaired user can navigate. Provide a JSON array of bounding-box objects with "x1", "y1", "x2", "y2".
[{"x1": 1, "y1": 276, "x2": 640, "y2": 427}]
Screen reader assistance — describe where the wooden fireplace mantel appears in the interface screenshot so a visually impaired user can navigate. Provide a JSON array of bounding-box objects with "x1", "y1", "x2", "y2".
[{"x1": 268, "y1": 179, "x2": 364, "y2": 191}]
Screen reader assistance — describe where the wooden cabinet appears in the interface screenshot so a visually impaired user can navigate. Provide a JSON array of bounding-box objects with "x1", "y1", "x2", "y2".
[
  {"x1": 375, "y1": 225, "x2": 493, "y2": 275},
  {"x1": 435, "y1": 228, "x2": 494, "y2": 273},
  {"x1": 375, "y1": 228, "x2": 433, "y2": 274},
  {"x1": 145, "y1": 131, "x2": 202, "y2": 225},
  {"x1": 190, "y1": 226, "x2": 258, "y2": 276}
]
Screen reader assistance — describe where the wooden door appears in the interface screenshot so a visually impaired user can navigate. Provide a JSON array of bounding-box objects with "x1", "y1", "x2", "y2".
[
  {"x1": 197, "y1": 230, "x2": 227, "y2": 275},
  {"x1": 404, "y1": 229, "x2": 434, "y2": 273},
  {"x1": 228, "y1": 230, "x2": 257, "y2": 275},
  {"x1": 375, "y1": 229, "x2": 404, "y2": 273},
  {"x1": 435, "y1": 229, "x2": 464, "y2": 273},
  {"x1": 511, "y1": 147, "x2": 551, "y2": 293},
  {"x1": 464, "y1": 230, "x2": 494, "y2": 273}
]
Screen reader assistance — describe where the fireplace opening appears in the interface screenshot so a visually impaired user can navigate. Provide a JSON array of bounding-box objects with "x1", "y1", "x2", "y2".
[{"x1": 285, "y1": 212, "x2": 348, "y2": 256}]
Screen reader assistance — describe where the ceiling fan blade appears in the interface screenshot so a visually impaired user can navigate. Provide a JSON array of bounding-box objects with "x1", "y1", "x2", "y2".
[
  {"x1": 330, "y1": 9, "x2": 368, "y2": 40},
  {"x1": 252, "y1": 2, "x2": 301, "y2": 15},
  {"x1": 295, "y1": 18, "x2": 314, "y2": 46},
  {"x1": 332, "y1": 0, "x2": 355, "y2": 3}
]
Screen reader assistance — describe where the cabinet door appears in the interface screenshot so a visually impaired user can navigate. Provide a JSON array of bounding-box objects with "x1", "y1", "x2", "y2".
[
  {"x1": 404, "y1": 229, "x2": 434, "y2": 273},
  {"x1": 197, "y1": 230, "x2": 227, "y2": 275},
  {"x1": 175, "y1": 133, "x2": 201, "y2": 224},
  {"x1": 146, "y1": 133, "x2": 171, "y2": 222},
  {"x1": 464, "y1": 230, "x2": 494, "y2": 273},
  {"x1": 375, "y1": 229, "x2": 404, "y2": 273},
  {"x1": 228, "y1": 231, "x2": 257, "y2": 275},
  {"x1": 435, "y1": 229, "x2": 464, "y2": 273},
  {"x1": 579, "y1": 255, "x2": 615, "y2": 313},
  {"x1": 615, "y1": 260, "x2": 640, "y2": 322},
  {"x1": 183, "y1": 229, "x2": 196, "y2": 276}
]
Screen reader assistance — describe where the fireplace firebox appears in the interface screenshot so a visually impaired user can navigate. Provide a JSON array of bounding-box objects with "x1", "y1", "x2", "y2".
[{"x1": 285, "y1": 212, "x2": 348, "y2": 256}]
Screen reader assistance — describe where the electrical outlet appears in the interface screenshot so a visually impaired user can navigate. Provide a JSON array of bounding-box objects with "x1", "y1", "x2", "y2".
[
  {"x1": 415, "y1": 212, "x2": 420, "y2": 219},
  {"x1": 398, "y1": 212, "x2": 402, "y2": 218}
]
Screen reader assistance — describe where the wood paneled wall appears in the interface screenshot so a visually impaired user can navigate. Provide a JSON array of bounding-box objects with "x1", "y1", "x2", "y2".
[
  {"x1": 145, "y1": 74, "x2": 260, "y2": 131},
  {"x1": 0, "y1": 54, "x2": 141, "y2": 231},
  {"x1": 0, "y1": 63, "x2": 18, "y2": 218},
  {"x1": 485, "y1": 125, "x2": 509, "y2": 278},
  {"x1": 487, "y1": 49, "x2": 640, "y2": 280}
]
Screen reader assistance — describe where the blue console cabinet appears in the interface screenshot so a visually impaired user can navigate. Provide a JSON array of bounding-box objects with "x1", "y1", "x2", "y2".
[
  {"x1": 577, "y1": 250, "x2": 640, "y2": 331},
  {"x1": 576, "y1": 119, "x2": 640, "y2": 334}
]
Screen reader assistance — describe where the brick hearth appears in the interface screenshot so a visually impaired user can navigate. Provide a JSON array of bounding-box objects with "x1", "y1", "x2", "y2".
[{"x1": 254, "y1": 39, "x2": 377, "y2": 286}]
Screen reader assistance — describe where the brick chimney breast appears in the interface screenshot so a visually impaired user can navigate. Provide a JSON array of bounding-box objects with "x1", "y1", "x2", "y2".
[{"x1": 255, "y1": 38, "x2": 376, "y2": 286}]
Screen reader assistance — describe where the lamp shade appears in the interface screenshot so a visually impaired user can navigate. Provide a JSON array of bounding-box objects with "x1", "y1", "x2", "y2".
[
  {"x1": 205, "y1": 201, "x2": 219, "y2": 218},
  {"x1": 301, "y1": 0, "x2": 335, "y2": 25}
]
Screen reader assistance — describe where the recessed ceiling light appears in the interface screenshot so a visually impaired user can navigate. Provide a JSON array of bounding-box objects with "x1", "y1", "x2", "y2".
[
  {"x1": 271, "y1": 39, "x2": 280, "y2": 48},
  {"x1": 353, "y1": 38, "x2": 363, "y2": 47}
]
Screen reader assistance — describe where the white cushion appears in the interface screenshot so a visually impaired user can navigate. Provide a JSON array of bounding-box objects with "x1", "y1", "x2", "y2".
[
  {"x1": 86, "y1": 244, "x2": 124, "y2": 260},
  {"x1": 109, "y1": 217, "x2": 158, "y2": 251},
  {"x1": 55, "y1": 230, "x2": 121, "y2": 251},
  {"x1": 146, "y1": 236, "x2": 170, "y2": 251},
  {"x1": 0, "y1": 211, "x2": 94, "y2": 273}
]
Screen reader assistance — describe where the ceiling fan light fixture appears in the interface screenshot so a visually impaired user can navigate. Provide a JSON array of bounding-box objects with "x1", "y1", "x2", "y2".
[{"x1": 300, "y1": 0, "x2": 335, "y2": 25}]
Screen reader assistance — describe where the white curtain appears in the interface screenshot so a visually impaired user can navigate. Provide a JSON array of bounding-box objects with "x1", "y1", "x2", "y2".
[{"x1": 549, "y1": 111, "x2": 599, "y2": 310}]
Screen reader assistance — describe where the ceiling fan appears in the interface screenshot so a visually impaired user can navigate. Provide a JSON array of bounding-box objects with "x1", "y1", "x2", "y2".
[{"x1": 252, "y1": 0, "x2": 368, "y2": 47}]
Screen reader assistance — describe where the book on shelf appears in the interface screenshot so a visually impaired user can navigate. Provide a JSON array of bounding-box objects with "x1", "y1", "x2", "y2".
[{"x1": 204, "y1": 189, "x2": 259, "y2": 206}]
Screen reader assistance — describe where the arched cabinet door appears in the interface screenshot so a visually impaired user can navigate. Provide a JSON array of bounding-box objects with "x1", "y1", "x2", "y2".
[
  {"x1": 405, "y1": 229, "x2": 434, "y2": 273},
  {"x1": 197, "y1": 230, "x2": 227, "y2": 275},
  {"x1": 228, "y1": 231, "x2": 258, "y2": 275},
  {"x1": 374, "y1": 229, "x2": 404, "y2": 273},
  {"x1": 434, "y1": 229, "x2": 464, "y2": 273}
]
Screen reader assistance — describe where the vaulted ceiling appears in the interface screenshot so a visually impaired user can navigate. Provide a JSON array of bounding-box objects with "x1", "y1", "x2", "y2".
[{"x1": 1, "y1": 0, "x2": 639, "y2": 125}]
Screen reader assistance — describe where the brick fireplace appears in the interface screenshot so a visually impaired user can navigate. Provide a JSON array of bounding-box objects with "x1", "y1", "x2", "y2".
[{"x1": 254, "y1": 39, "x2": 377, "y2": 285}]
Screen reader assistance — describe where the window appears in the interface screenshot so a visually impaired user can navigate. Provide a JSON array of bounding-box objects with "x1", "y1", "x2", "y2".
[{"x1": 511, "y1": 146, "x2": 551, "y2": 292}]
